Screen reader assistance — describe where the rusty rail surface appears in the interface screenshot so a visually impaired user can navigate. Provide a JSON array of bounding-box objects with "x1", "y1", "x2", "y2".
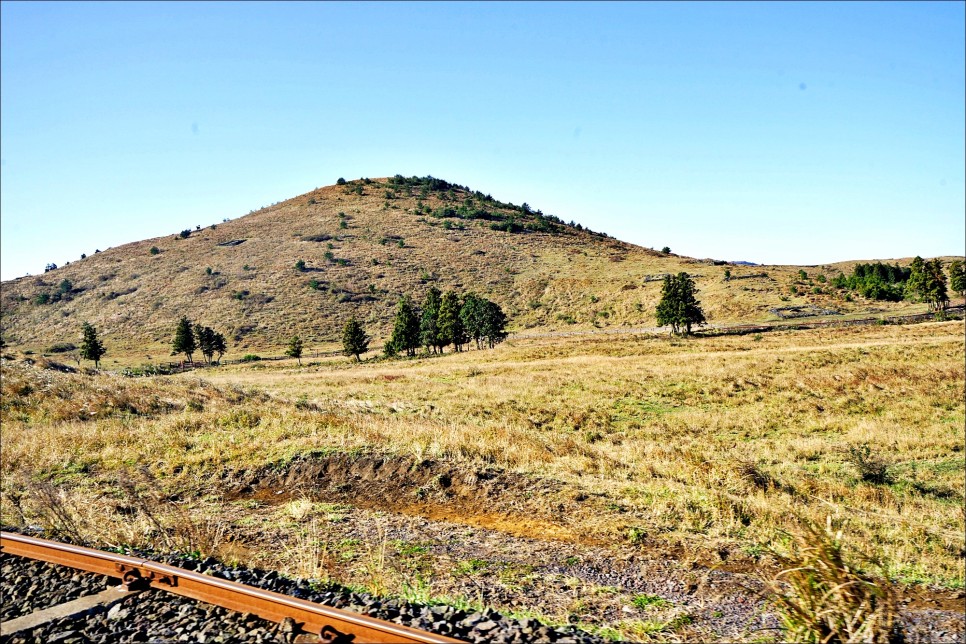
[{"x1": 1, "y1": 531, "x2": 464, "y2": 643}]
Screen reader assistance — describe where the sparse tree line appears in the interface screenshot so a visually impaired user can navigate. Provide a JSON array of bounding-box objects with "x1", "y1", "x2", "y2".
[
  {"x1": 382, "y1": 174, "x2": 609, "y2": 237},
  {"x1": 67, "y1": 293, "x2": 504, "y2": 371},
  {"x1": 285, "y1": 317, "x2": 369, "y2": 366},
  {"x1": 289, "y1": 289, "x2": 507, "y2": 366},
  {"x1": 171, "y1": 316, "x2": 227, "y2": 365},
  {"x1": 384, "y1": 288, "x2": 509, "y2": 357},
  {"x1": 44, "y1": 253, "x2": 966, "y2": 371}
]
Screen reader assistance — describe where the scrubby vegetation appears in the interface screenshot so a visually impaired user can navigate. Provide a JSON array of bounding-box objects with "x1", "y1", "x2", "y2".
[
  {"x1": 386, "y1": 174, "x2": 605, "y2": 237},
  {"x1": 829, "y1": 257, "x2": 953, "y2": 311},
  {"x1": 830, "y1": 262, "x2": 911, "y2": 302},
  {"x1": 768, "y1": 520, "x2": 903, "y2": 644}
]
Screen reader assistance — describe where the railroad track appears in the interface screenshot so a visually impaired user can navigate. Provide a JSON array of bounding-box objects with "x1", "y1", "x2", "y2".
[{"x1": 0, "y1": 531, "x2": 465, "y2": 643}]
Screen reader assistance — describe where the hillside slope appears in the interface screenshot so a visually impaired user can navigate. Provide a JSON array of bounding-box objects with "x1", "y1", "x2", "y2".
[{"x1": 0, "y1": 176, "x2": 943, "y2": 358}]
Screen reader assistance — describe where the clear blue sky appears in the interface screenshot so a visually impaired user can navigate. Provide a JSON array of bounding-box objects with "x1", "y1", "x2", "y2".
[{"x1": 2, "y1": 1, "x2": 963, "y2": 281}]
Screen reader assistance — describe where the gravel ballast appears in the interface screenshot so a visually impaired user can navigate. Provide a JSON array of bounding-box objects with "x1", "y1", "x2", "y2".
[
  {"x1": 0, "y1": 549, "x2": 604, "y2": 643},
  {"x1": 2, "y1": 535, "x2": 962, "y2": 643}
]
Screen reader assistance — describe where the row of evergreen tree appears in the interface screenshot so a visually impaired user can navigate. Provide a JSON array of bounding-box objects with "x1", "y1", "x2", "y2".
[
  {"x1": 830, "y1": 262, "x2": 912, "y2": 302},
  {"x1": 906, "y1": 257, "x2": 956, "y2": 312},
  {"x1": 829, "y1": 257, "x2": 961, "y2": 309},
  {"x1": 172, "y1": 316, "x2": 227, "y2": 364},
  {"x1": 386, "y1": 288, "x2": 508, "y2": 357}
]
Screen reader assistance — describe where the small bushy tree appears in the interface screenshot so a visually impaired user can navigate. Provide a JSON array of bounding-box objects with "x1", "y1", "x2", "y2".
[
  {"x1": 286, "y1": 335, "x2": 304, "y2": 365},
  {"x1": 342, "y1": 318, "x2": 369, "y2": 361},
  {"x1": 80, "y1": 322, "x2": 106, "y2": 369}
]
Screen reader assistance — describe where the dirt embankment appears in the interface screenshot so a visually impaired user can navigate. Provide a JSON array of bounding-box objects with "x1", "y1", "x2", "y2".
[{"x1": 224, "y1": 453, "x2": 966, "y2": 617}]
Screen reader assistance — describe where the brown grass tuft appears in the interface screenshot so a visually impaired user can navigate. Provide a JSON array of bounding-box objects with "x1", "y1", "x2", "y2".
[{"x1": 767, "y1": 518, "x2": 903, "y2": 643}]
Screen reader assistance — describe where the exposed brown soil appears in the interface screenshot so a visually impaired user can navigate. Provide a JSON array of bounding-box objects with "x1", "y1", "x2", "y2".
[
  {"x1": 225, "y1": 453, "x2": 966, "y2": 617},
  {"x1": 229, "y1": 453, "x2": 599, "y2": 545}
]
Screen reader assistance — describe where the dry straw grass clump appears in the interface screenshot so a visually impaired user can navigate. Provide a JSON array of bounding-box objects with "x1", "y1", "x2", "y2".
[
  {"x1": 1, "y1": 468, "x2": 230, "y2": 558},
  {"x1": 767, "y1": 518, "x2": 903, "y2": 644}
]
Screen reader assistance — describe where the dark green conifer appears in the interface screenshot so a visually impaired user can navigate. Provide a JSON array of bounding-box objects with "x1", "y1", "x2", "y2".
[
  {"x1": 343, "y1": 318, "x2": 370, "y2": 361},
  {"x1": 286, "y1": 335, "x2": 304, "y2": 365},
  {"x1": 655, "y1": 273, "x2": 706, "y2": 335},
  {"x1": 80, "y1": 322, "x2": 106, "y2": 369},
  {"x1": 387, "y1": 297, "x2": 420, "y2": 357},
  {"x1": 420, "y1": 287, "x2": 444, "y2": 354},
  {"x1": 172, "y1": 316, "x2": 196, "y2": 363}
]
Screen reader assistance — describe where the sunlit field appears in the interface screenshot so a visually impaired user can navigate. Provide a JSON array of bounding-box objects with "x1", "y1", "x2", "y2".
[{"x1": 2, "y1": 320, "x2": 963, "y2": 637}]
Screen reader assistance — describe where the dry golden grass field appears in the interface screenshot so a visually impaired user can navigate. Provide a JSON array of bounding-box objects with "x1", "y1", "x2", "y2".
[{"x1": 1, "y1": 318, "x2": 963, "y2": 640}]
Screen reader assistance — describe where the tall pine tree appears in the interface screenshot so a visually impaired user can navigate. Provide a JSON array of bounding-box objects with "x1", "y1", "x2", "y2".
[
  {"x1": 460, "y1": 293, "x2": 487, "y2": 350},
  {"x1": 172, "y1": 316, "x2": 196, "y2": 363},
  {"x1": 656, "y1": 273, "x2": 706, "y2": 335},
  {"x1": 908, "y1": 257, "x2": 949, "y2": 311},
  {"x1": 194, "y1": 324, "x2": 218, "y2": 364},
  {"x1": 439, "y1": 290, "x2": 467, "y2": 352},
  {"x1": 482, "y1": 299, "x2": 509, "y2": 348},
  {"x1": 79, "y1": 322, "x2": 106, "y2": 369},
  {"x1": 387, "y1": 297, "x2": 420, "y2": 357},
  {"x1": 211, "y1": 330, "x2": 227, "y2": 364},
  {"x1": 949, "y1": 260, "x2": 966, "y2": 298},
  {"x1": 420, "y1": 287, "x2": 444, "y2": 354}
]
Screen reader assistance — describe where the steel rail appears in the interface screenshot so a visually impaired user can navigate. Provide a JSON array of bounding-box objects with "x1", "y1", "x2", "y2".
[{"x1": 1, "y1": 531, "x2": 464, "y2": 643}]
